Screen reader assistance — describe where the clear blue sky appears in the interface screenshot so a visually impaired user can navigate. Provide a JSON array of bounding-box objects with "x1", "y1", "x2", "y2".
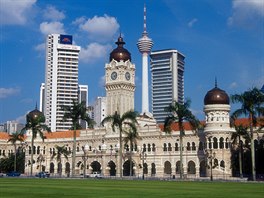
[{"x1": 0, "y1": 0, "x2": 263, "y2": 124}]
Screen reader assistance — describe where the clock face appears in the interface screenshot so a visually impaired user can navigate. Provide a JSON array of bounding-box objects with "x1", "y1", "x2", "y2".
[
  {"x1": 125, "y1": 72, "x2": 130, "y2": 80},
  {"x1": 111, "y1": 72, "x2": 117, "y2": 80}
]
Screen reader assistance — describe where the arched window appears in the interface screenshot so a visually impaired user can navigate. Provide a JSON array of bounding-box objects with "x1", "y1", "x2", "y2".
[
  {"x1": 164, "y1": 161, "x2": 172, "y2": 174},
  {"x1": 29, "y1": 146, "x2": 32, "y2": 154},
  {"x1": 192, "y1": 142, "x2": 196, "y2": 151},
  {"x1": 214, "y1": 159, "x2": 218, "y2": 167},
  {"x1": 168, "y1": 143, "x2": 172, "y2": 151},
  {"x1": 187, "y1": 142, "x2": 191, "y2": 151},
  {"x1": 50, "y1": 162, "x2": 54, "y2": 173},
  {"x1": 50, "y1": 148, "x2": 52, "y2": 154},
  {"x1": 199, "y1": 142, "x2": 203, "y2": 151},
  {"x1": 220, "y1": 160, "x2": 225, "y2": 168},
  {"x1": 175, "y1": 143, "x2": 179, "y2": 151},
  {"x1": 188, "y1": 161, "x2": 196, "y2": 174},
  {"x1": 53, "y1": 148, "x2": 55, "y2": 154},
  {"x1": 225, "y1": 138, "x2": 229, "y2": 149},
  {"x1": 208, "y1": 138, "x2": 212, "y2": 149},
  {"x1": 43, "y1": 146, "x2": 46, "y2": 154},
  {"x1": 143, "y1": 144, "x2": 146, "y2": 152},
  {"x1": 213, "y1": 137, "x2": 218, "y2": 149},
  {"x1": 176, "y1": 161, "x2": 182, "y2": 174},
  {"x1": 163, "y1": 143, "x2": 167, "y2": 152},
  {"x1": 37, "y1": 146, "x2": 40, "y2": 154},
  {"x1": 148, "y1": 144, "x2": 151, "y2": 152},
  {"x1": 152, "y1": 144, "x2": 156, "y2": 152},
  {"x1": 77, "y1": 147, "x2": 79, "y2": 152},
  {"x1": 219, "y1": 137, "x2": 224, "y2": 149},
  {"x1": 33, "y1": 146, "x2": 36, "y2": 154},
  {"x1": 151, "y1": 163, "x2": 156, "y2": 176}
]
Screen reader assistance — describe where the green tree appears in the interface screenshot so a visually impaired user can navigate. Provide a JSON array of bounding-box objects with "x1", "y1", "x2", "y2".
[
  {"x1": 61, "y1": 100, "x2": 94, "y2": 177},
  {"x1": 230, "y1": 119, "x2": 250, "y2": 178},
  {"x1": 231, "y1": 87, "x2": 264, "y2": 181},
  {"x1": 123, "y1": 125, "x2": 141, "y2": 176},
  {"x1": 101, "y1": 110, "x2": 139, "y2": 178},
  {"x1": 164, "y1": 99, "x2": 200, "y2": 179},
  {"x1": 21, "y1": 108, "x2": 50, "y2": 176},
  {"x1": 7, "y1": 131, "x2": 24, "y2": 172},
  {"x1": 51, "y1": 145, "x2": 71, "y2": 176}
]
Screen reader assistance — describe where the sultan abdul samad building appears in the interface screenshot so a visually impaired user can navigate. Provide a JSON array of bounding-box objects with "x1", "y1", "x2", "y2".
[
  {"x1": 1, "y1": 33, "x2": 263, "y2": 179},
  {"x1": 2, "y1": 4, "x2": 264, "y2": 178}
]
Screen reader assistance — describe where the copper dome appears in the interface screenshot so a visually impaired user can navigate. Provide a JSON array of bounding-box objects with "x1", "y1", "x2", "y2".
[
  {"x1": 204, "y1": 84, "x2": 229, "y2": 105},
  {"x1": 27, "y1": 106, "x2": 44, "y2": 121},
  {"x1": 109, "y1": 36, "x2": 131, "y2": 62}
]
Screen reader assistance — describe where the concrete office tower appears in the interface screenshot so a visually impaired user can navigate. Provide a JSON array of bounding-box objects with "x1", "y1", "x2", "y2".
[
  {"x1": 39, "y1": 83, "x2": 45, "y2": 113},
  {"x1": 94, "y1": 97, "x2": 106, "y2": 127},
  {"x1": 150, "y1": 49, "x2": 185, "y2": 123},
  {"x1": 137, "y1": 5, "x2": 153, "y2": 114},
  {"x1": 44, "y1": 34, "x2": 81, "y2": 132},
  {"x1": 78, "y1": 85, "x2": 88, "y2": 129}
]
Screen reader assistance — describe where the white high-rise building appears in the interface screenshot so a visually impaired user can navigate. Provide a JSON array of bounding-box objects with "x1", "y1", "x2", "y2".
[
  {"x1": 150, "y1": 49, "x2": 185, "y2": 123},
  {"x1": 94, "y1": 97, "x2": 106, "y2": 127},
  {"x1": 137, "y1": 5, "x2": 153, "y2": 114},
  {"x1": 44, "y1": 34, "x2": 81, "y2": 132},
  {"x1": 78, "y1": 85, "x2": 88, "y2": 129}
]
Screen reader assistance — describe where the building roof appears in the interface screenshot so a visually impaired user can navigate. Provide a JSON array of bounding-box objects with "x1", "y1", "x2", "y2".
[{"x1": 44, "y1": 130, "x2": 81, "y2": 139}]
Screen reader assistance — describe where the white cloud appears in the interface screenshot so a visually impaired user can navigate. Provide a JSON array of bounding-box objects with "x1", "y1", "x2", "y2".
[
  {"x1": 72, "y1": 16, "x2": 86, "y2": 25},
  {"x1": 15, "y1": 111, "x2": 30, "y2": 124},
  {"x1": 79, "y1": 43, "x2": 112, "y2": 63},
  {"x1": 99, "y1": 76, "x2": 105, "y2": 88},
  {"x1": 79, "y1": 15, "x2": 119, "y2": 42},
  {"x1": 228, "y1": 0, "x2": 264, "y2": 27},
  {"x1": 0, "y1": 0, "x2": 36, "y2": 25},
  {"x1": 188, "y1": 18, "x2": 198, "y2": 28},
  {"x1": 0, "y1": 87, "x2": 20, "y2": 99},
  {"x1": 43, "y1": 5, "x2": 65, "y2": 21},
  {"x1": 40, "y1": 21, "x2": 65, "y2": 35},
  {"x1": 229, "y1": 82, "x2": 238, "y2": 89},
  {"x1": 34, "y1": 43, "x2": 45, "y2": 51}
]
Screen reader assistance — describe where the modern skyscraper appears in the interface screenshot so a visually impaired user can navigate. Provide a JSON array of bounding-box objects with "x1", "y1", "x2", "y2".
[
  {"x1": 94, "y1": 97, "x2": 106, "y2": 127},
  {"x1": 150, "y1": 49, "x2": 185, "y2": 123},
  {"x1": 44, "y1": 34, "x2": 81, "y2": 132},
  {"x1": 137, "y1": 5, "x2": 153, "y2": 114},
  {"x1": 78, "y1": 85, "x2": 88, "y2": 129}
]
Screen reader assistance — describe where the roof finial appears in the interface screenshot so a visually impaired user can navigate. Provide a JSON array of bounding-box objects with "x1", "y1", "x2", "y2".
[
  {"x1": 35, "y1": 102, "x2": 38, "y2": 110},
  {"x1": 215, "y1": 77, "x2": 218, "y2": 88}
]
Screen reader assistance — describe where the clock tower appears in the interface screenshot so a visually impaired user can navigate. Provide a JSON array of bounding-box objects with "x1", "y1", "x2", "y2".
[{"x1": 105, "y1": 36, "x2": 135, "y2": 116}]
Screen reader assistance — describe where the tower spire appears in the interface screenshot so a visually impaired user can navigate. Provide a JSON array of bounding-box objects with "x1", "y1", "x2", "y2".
[
  {"x1": 143, "y1": 4, "x2": 147, "y2": 35},
  {"x1": 215, "y1": 77, "x2": 218, "y2": 88},
  {"x1": 137, "y1": 4, "x2": 154, "y2": 114}
]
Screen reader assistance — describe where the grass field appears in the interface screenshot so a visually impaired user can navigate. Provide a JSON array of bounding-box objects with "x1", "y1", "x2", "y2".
[{"x1": 0, "y1": 178, "x2": 263, "y2": 198}]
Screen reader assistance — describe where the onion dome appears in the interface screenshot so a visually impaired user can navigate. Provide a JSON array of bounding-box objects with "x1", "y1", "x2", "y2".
[
  {"x1": 27, "y1": 104, "x2": 44, "y2": 121},
  {"x1": 109, "y1": 36, "x2": 131, "y2": 62},
  {"x1": 204, "y1": 81, "x2": 230, "y2": 105}
]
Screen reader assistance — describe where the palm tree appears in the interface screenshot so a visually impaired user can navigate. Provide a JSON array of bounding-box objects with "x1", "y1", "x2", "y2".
[
  {"x1": 101, "y1": 110, "x2": 139, "y2": 178},
  {"x1": 164, "y1": 99, "x2": 200, "y2": 179},
  {"x1": 7, "y1": 131, "x2": 24, "y2": 172},
  {"x1": 123, "y1": 125, "x2": 141, "y2": 176},
  {"x1": 37, "y1": 154, "x2": 45, "y2": 172},
  {"x1": 21, "y1": 108, "x2": 50, "y2": 176},
  {"x1": 231, "y1": 87, "x2": 264, "y2": 181},
  {"x1": 230, "y1": 119, "x2": 250, "y2": 178},
  {"x1": 51, "y1": 145, "x2": 71, "y2": 176},
  {"x1": 61, "y1": 100, "x2": 94, "y2": 177}
]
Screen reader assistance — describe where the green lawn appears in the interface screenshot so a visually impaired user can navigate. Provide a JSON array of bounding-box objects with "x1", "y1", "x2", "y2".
[{"x1": 0, "y1": 178, "x2": 263, "y2": 198}]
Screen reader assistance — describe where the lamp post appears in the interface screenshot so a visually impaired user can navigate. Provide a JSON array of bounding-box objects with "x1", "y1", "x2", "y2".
[
  {"x1": 115, "y1": 143, "x2": 120, "y2": 177},
  {"x1": 101, "y1": 142, "x2": 107, "y2": 176},
  {"x1": 140, "y1": 147, "x2": 147, "y2": 180},
  {"x1": 83, "y1": 144, "x2": 89, "y2": 178},
  {"x1": 206, "y1": 149, "x2": 216, "y2": 181}
]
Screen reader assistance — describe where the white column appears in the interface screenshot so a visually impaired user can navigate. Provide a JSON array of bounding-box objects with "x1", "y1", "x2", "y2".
[{"x1": 142, "y1": 53, "x2": 149, "y2": 113}]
